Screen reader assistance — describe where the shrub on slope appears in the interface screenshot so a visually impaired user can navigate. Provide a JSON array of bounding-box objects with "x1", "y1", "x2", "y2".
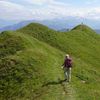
[{"x1": 0, "y1": 31, "x2": 25, "y2": 58}]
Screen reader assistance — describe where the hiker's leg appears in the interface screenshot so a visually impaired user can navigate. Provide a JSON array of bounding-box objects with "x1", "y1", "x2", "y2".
[
  {"x1": 68, "y1": 68, "x2": 71, "y2": 82},
  {"x1": 64, "y1": 68, "x2": 68, "y2": 80}
]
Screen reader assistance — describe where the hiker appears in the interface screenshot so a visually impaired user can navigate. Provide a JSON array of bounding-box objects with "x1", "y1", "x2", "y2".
[{"x1": 62, "y1": 54, "x2": 72, "y2": 82}]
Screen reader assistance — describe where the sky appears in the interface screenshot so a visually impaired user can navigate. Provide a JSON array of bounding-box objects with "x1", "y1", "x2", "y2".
[{"x1": 0, "y1": 0, "x2": 100, "y2": 23}]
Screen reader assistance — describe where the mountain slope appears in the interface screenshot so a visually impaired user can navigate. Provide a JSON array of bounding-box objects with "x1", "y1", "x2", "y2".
[
  {"x1": 0, "y1": 31, "x2": 76, "y2": 100},
  {"x1": 18, "y1": 23, "x2": 100, "y2": 68},
  {"x1": 0, "y1": 23, "x2": 100, "y2": 100},
  {"x1": 18, "y1": 23, "x2": 100, "y2": 100}
]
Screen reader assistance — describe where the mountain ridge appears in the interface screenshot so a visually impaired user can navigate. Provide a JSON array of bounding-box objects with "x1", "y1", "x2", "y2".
[{"x1": 0, "y1": 23, "x2": 100, "y2": 100}]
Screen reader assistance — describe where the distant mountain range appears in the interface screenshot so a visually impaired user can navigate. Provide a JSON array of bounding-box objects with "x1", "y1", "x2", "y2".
[
  {"x1": 95, "y1": 30, "x2": 100, "y2": 34},
  {"x1": 0, "y1": 17, "x2": 100, "y2": 33},
  {"x1": 0, "y1": 20, "x2": 31, "y2": 32},
  {"x1": 0, "y1": 18, "x2": 75, "y2": 32},
  {"x1": 0, "y1": 19, "x2": 16, "y2": 28}
]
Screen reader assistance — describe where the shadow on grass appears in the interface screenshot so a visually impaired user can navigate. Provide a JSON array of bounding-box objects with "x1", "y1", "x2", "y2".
[
  {"x1": 42, "y1": 78, "x2": 67, "y2": 87},
  {"x1": 42, "y1": 78, "x2": 68, "y2": 94},
  {"x1": 32, "y1": 78, "x2": 68, "y2": 99}
]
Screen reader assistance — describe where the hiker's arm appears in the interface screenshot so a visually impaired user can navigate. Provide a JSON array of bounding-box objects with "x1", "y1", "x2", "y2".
[
  {"x1": 61, "y1": 60, "x2": 65, "y2": 69},
  {"x1": 61, "y1": 66, "x2": 64, "y2": 69}
]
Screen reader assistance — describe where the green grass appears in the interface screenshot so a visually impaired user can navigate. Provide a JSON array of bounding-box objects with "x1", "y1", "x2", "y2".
[
  {"x1": 0, "y1": 23, "x2": 100, "y2": 100},
  {"x1": 0, "y1": 31, "x2": 71, "y2": 100}
]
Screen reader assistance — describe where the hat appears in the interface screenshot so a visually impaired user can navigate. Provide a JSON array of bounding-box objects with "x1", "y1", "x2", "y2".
[{"x1": 65, "y1": 54, "x2": 69, "y2": 57}]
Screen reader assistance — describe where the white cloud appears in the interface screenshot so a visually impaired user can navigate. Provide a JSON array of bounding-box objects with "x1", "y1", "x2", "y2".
[
  {"x1": 0, "y1": 0, "x2": 72, "y2": 21},
  {"x1": 23, "y1": 0, "x2": 70, "y2": 6},
  {"x1": 86, "y1": 0, "x2": 99, "y2": 5},
  {"x1": 85, "y1": 7, "x2": 100, "y2": 20},
  {"x1": 0, "y1": 1, "x2": 33, "y2": 21},
  {"x1": 22, "y1": 0, "x2": 55, "y2": 5},
  {"x1": 1, "y1": 0, "x2": 100, "y2": 21}
]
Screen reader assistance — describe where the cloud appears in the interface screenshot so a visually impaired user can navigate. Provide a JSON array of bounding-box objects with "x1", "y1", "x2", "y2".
[
  {"x1": 1, "y1": 0, "x2": 100, "y2": 21},
  {"x1": 0, "y1": 0, "x2": 71, "y2": 21},
  {"x1": 23, "y1": 0, "x2": 54, "y2": 5},
  {"x1": 0, "y1": 1, "x2": 34, "y2": 21},
  {"x1": 85, "y1": 7, "x2": 100, "y2": 20},
  {"x1": 20, "y1": 0, "x2": 69, "y2": 6},
  {"x1": 86, "y1": 0, "x2": 99, "y2": 5}
]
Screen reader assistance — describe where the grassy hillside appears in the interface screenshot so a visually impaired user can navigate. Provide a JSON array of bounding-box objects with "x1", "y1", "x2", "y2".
[
  {"x1": 18, "y1": 23, "x2": 100, "y2": 100},
  {"x1": 0, "y1": 31, "x2": 76, "y2": 100},
  {"x1": 19, "y1": 23, "x2": 100, "y2": 69},
  {"x1": 0, "y1": 23, "x2": 100, "y2": 100}
]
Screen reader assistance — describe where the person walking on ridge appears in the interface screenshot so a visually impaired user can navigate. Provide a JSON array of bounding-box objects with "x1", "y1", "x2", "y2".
[{"x1": 62, "y1": 54, "x2": 72, "y2": 82}]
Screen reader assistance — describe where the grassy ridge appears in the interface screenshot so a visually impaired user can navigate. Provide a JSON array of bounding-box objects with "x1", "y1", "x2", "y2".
[
  {"x1": 19, "y1": 23, "x2": 100, "y2": 69},
  {"x1": 18, "y1": 23, "x2": 100, "y2": 99},
  {"x1": 0, "y1": 23, "x2": 100, "y2": 100},
  {"x1": 0, "y1": 31, "x2": 73, "y2": 100}
]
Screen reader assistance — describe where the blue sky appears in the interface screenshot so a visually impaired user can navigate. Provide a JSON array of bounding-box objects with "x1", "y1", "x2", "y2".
[{"x1": 0, "y1": 0, "x2": 100, "y2": 22}]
